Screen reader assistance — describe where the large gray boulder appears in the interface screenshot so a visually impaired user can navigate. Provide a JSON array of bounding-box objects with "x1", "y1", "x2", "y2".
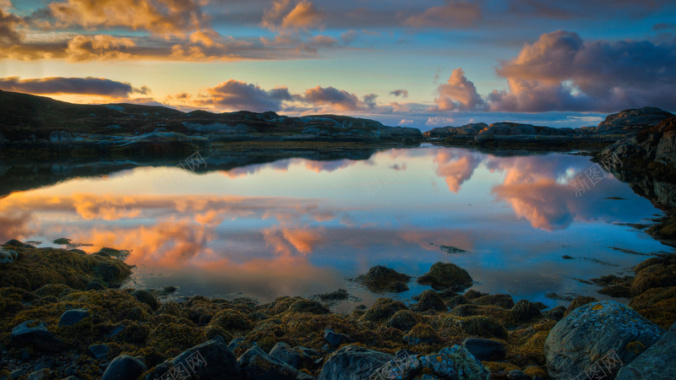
[
  {"x1": 318, "y1": 345, "x2": 392, "y2": 380},
  {"x1": 544, "y1": 301, "x2": 664, "y2": 380},
  {"x1": 616, "y1": 321, "x2": 676, "y2": 379},
  {"x1": 102, "y1": 355, "x2": 147, "y2": 380},
  {"x1": 238, "y1": 345, "x2": 298, "y2": 380},
  {"x1": 147, "y1": 336, "x2": 240, "y2": 380},
  {"x1": 269, "y1": 342, "x2": 318, "y2": 370}
]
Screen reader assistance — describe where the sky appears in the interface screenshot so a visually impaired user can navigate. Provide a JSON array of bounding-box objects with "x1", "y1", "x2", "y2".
[{"x1": 0, "y1": 0, "x2": 675, "y2": 130}]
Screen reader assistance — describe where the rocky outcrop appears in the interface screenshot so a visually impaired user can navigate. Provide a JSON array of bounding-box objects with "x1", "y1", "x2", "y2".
[
  {"x1": 417, "y1": 262, "x2": 473, "y2": 291},
  {"x1": 586, "y1": 107, "x2": 674, "y2": 135},
  {"x1": 544, "y1": 301, "x2": 664, "y2": 380},
  {"x1": 616, "y1": 321, "x2": 676, "y2": 379},
  {"x1": 0, "y1": 247, "x2": 18, "y2": 264},
  {"x1": 238, "y1": 345, "x2": 299, "y2": 380},
  {"x1": 424, "y1": 123, "x2": 487, "y2": 139},
  {"x1": 147, "y1": 337, "x2": 240, "y2": 380},
  {"x1": 355, "y1": 265, "x2": 411, "y2": 293}
]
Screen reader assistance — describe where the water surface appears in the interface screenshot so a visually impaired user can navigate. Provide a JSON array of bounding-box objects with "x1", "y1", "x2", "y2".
[{"x1": 1, "y1": 146, "x2": 669, "y2": 309}]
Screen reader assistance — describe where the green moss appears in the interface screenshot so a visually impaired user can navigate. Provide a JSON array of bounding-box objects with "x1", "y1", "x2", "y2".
[
  {"x1": 35, "y1": 284, "x2": 74, "y2": 299},
  {"x1": 458, "y1": 316, "x2": 508, "y2": 340},
  {"x1": 288, "y1": 299, "x2": 330, "y2": 314},
  {"x1": 148, "y1": 322, "x2": 206, "y2": 353},
  {"x1": 157, "y1": 301, "x2": 185, "y2": 318},
  {"x1": 564, "y1": 296, "x2": 598, "y2": 316},
  {"x1": 506, "y1": 320, "x2": 556, "y2": 367},
  {"x1": 385, "y1": 310, "x2": 423, "y2": 332},
  {"x1": 630, "y1": 286, "x2": 676, "y2": 329},
  {"x1": 210, "y1": 309, "x2": 253, "y2": 332}
]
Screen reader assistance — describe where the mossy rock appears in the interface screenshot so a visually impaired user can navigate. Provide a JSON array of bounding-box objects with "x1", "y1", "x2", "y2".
[
  {"x1": 564, "y1": 296, "x2": 597, "y2": 316},
  {"x1": 511, "y1": 300, "x2": 542, "y2": 323},
  {"x1": 210, "y1": 309, "x2": 253, "y2": 332},
  {"x1": 630, "y1": 285, "x2": 676, "y2": 329},
  {"x1": 405, "y1": 323, "x2": 441, "y2": 345},
  {"x1": 288, "y1": 299, "x2": 330, "y2": 315},
  {"x1": 449, "y1": 304, "x2": 513, "y2": 326},
  {"x1": 131, "y1": 290, "x2": 159, "y2": 311},
  {"x1": 157, "y1": 301, "x2": 184, "y2": 318},
  {"x1": 458, "y1": 316, "x2": 508, "y2": 340},
  {"x1": 148, "y1": 322, "x2": 206, "y2": 353},
  {"x1": 64, "y1": 290, "x2": 150, "y2": 322},
  {"x1": 631, "y1": 257, "x2": 676, "y2": 295},
  {"x1": 360, "y1": 298, "x2": 408, "y2": 323},
  {"x1": 0, "y1": 247, "x2": 131, "y2": 290},
  {"x1": 411, "y1": 290, "x2": 447, "y2": 312},
  {"x1": 35, "y1": 284, "x2": 74, "y2": 299},
  {"x1": 599, "y1": 284, "x2": 632, "y2": 298},
  {"x1": 355, "y1": 266, "x2": 411, "y2": 293},
  {"x1": 463, "y1": 289, "x2": 487, "y2": 300},
  {"x1": 417, "y1": 262, "x2": 473, "y2": 291},
  {"x1": 385, "y1": 310, "x2": 422, "y2": 332},
  {"x1": 205, "y1": 325, "x2": 234, "y2": 342},
  {"x1": 472, "y1": 294, "x2": 514, "y2": 309},
  {"x1": 506, "y1": 320, "x2": 555, "y2": 367},
  {"x1": 113, "y1": 323, "x2": 150, "y2": 344}
]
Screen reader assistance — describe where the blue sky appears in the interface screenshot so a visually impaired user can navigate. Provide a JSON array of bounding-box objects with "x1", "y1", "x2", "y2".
[{"x1": 1, "y1": 0, "x2": 675, "y2": 130}]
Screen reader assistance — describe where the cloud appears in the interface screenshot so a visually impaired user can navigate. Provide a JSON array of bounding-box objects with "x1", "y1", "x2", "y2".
[
  {"x1": 0, "y1": 76, "x2": 149, "y2": 97},
  {"x1": 436, "y1": 31, "x2": 676, "y2": 113},
  {"x1": 48, "y1": 0, "x2": 208, "y2": 38},
  {"x1": 390, "y1": 89, "x2": 408, "y2": 98},
  {"x1": 0, "y1": 8, "x2": 22, "y2": 44},
  {"x1": 433, "y1": 150, "x2": 482, "y2": 193},
  {"x1": 303, "y1": 85, "x2": 366, "y2": 111},
  {"x1": 405, "y1": 0, "x2": 482, "y2": 28},
  {"x1": 65, "y1": 35, "x2": 136, "y2": 61},
  {"x1": 434, "y1": 68, "x2": 487, "y2": 111},
  {"x1": 262, "y1": 0, "x2": 325, "y2": 30},
  {"x1": 200, "y1": 79, "x2": 295, "y2": 112}
]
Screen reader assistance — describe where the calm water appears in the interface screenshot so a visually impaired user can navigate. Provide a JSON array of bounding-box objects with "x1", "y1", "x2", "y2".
[{"x1": 0, "y1": 146, "x2": 670, "y2": 309}]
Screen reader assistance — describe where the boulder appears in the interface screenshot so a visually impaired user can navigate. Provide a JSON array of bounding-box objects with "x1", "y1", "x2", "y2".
[
  {"x1": 355, "y1": 266, "x2": 411, "y2": 293},
  {"x1": 58, "y1": 309, "x2": 90, "y2": 327},
  {"x1": 417, "y1": 262, "x2": 473, "y2": 291},
  {"x1": 385, "y1": 310, "x2": 422, "y2": 332},
  {"x1": 148, "y1": 336, "x2": 240, "y2": 380},
  {"x1": 462, "y1": 338, "x2": 506, "y2": 361},
  {"x1": 323, "y1": 329, "x2": 352, "y2": 347},
  {"x1": 318, "y1": 345, "x2": 392, "y2": 380},
  {"x1": 238, "y1": 345, "x2": 298, "y2": 380},
  {"x1": 418, "y1": 345, "x2": 490, "y2": 379},
  {"x1": 269, "y1": 343, "x2": 318, "y2": 370},
  {"x1": 544, "y1": 301, "x2": 664, "y2": 380},
  {"x1": 88, "y1": 344, "x2": 110, "y2": 360},
  {"x1": 131, "y1": 290, "x2": 160, "y2": 311},
  {"x1": 511, "y1": 300, "x2": 542, "y2": 323},
  {"x1": 26, "y1": 369, "x2": 50, "y2": 380},
  {"x1": 0, "y1": 248, "x2": 18, "y2": 264},
  {"x1": 472, "y1": 294, "x2": 514, "y2": 309},
  {"x1": 10, "y1": 321, "x2": 64, "y2": 352},
  {"x1": 404, "y1": 323, "x2": 441, "y2": 345},
  {"x1": 411, "y1": 290, "x2": 447, "y2": 312},
  {"x1": 289, "y1": 300, "x2": 330, "y2": 314},
  {"x1": 3, "y1": 239, "x2": 33, "y2": 248},
  {"x1": 102, "y1": 355, "x2": 147, "y2": 380},
  {"x1": 616, "y1": 322, "x2": 676, "y2": 379}
]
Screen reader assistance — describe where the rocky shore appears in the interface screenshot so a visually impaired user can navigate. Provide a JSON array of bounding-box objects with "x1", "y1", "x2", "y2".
[{"x1": 1, "y1": 241, "x2": 674, "y2": 380}]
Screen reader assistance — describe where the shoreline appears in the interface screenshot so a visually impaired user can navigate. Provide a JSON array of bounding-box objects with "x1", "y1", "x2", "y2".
[{"x1": 1, "y1": 241, "x2": 674, "y2": 379}]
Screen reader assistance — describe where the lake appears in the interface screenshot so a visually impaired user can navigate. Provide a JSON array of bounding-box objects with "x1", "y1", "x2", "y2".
[{"x1": 0, "y1": 145, "x2": 669, "y2": 310}]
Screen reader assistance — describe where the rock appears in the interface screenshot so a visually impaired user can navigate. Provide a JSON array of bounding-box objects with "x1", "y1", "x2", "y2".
[
  {"x1": 297, "y1": 372, "x2": 316, "y2": 380},
  {"x1": 360, "y1": 298, "x2": 408, "y2": 323},
  {"x1": 318, "y1": 345, "x2": 392, "y2": 380},
  {"x1": 228, "y1": 336, "x2": 249, "y2": 353},
  {"x1": 149, "y1": 337, "x2": 240, "y2": 380},
  {"x1": 26, "y1": 369, "x2": 50, "y2": 380},
  {"x1": 404, "y1": 323, "x2": 440, "y2": 345},
  {"x1": 594, "y1": 107, "x2": 673, "y2": 134},
  {"x1": 564, "y1": 296, "x2": 597, "y2": 316},
  {"x1": 616, "y1": 321, "x2": 676, "y2": 379},
  {"x1": 0, "y1": 248, "x2": 17, "y2": 264},
  {"x1": 131, "y1": 290, "x2": 160, "y2": 311},
  {"x1": 58, "y1": 309, "x2": 90, "y2": 327},
  {"x1": 323, "y1": 329, "x2": 352, "y2": 347},
  {"x1": 544, "y1": 306, "x2": 566, "y2": 321},
  {"x1": 238, "y1": 345, "x2": 298, "y2": 380},
  {"x1": 411, "y1": 290, "x2": 447, "y2": 312},
  {"x1": 312, "y1": 289, "x2": 349, "y2": 303},
  {"x1": 462, "y1": 338, "x2": 506, "y2": 361},
  {"x1": 102, "y1": 355, "x2": 147, "y2": 380},
  {"x1": 512, "y1": 300, "x2": 542, "y2": 323},
  {"x1": 417, "y1": 262, "x2": 473, "y2": 291},
  {"x1": 355, "y1": 266, "x2": 411, "y2": 293},
  {"x1": 3, "y1": 239, "x2": 33, "y2": 248},
  {"x1": 10, "y1": 321, "x2": 64, "y2": 352},
  {"x1": 472, "y1": 294, "x2": 515, "y2": 309},
  {"x1": 289, "y1": 300, "x2": 330, "y2": 314},
  {"x1": 89, "y1": 344, "x2": 110, "y2": 360},
  {"x1": 507, "y1": 369, "x2": 530, "y2": 380},
  {"x1": 370, "y1": 350, "x2": 420, "y2": 380},
  {"x1": 385, "y1": 310, "x2": 422, "y2": 332},
  {"x1": 86, "y1": 281, "x2": 105, "y2": 291},
  {"x1": 418, "y1": 345, "x2": 490, "y2": 379},
  {"x1": 544, "y1": 301, "x2": 664, "y2": 380},
  {"x1": 269, "y1": 343, "x2": 318, "y2": 370},
  {"x1": 459, "y1": 316, "x2": 508, "y2": 339}
]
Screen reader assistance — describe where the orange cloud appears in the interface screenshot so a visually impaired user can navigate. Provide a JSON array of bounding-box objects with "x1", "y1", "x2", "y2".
[
  {"x1": 263, "y1": 0, "x2": 325, "y2": 31},
  {"x1": 406, "y1": 1, "x2": 482, "y2": 29}
]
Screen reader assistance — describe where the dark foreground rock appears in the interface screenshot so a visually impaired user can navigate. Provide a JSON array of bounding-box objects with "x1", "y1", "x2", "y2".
[
  {"x1": 544, "y1": 301, "x2": 664, "y2": 380},
  {"x1": 239, "y1": 345, "x2": 298, "y2": 380},
  {"x1": 10, "y1": 321, "x2": 63, "y2": 353},
  {"x1": 318, "y1": 345, "x2": 392, "y2": 380},
  {"x1": 616, "y1": 321, "x2": 676, "y2": 379},
  {"x1": 462, "y1": 338, "x2": 506, "y2": 361},
  {"x1": 102, "y1": 355, "x2": 147, "y2": 380},
  {"x1": 147, "y1": 336, "x2": 240, "y2": 380}
]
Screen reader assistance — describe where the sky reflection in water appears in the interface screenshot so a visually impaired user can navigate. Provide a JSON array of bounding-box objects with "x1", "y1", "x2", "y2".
[{"x1": 0, "y1": 146, "x2": 669, "y2": 308}]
